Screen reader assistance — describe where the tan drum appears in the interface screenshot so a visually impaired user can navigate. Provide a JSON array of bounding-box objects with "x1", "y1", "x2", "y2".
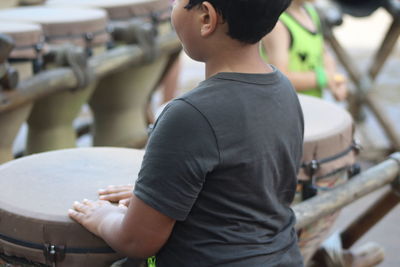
[
  {"x1": 296, "y1": 95, "x2": 357, "y2": 264},
  {"x1": 0, "y1": 147, "x2": 144, "y2": 266},
  {"x1": 0, "y1": 0, "x2": 18, "y2": 9},
  {"x1": 47, "y1": 0, "x2": 175, "y2": 148},
  {"x1": 0, "y1": 7, "x2": 111, "y2": 154},
  {"x1": 0, "y1": 22, "x2": 44, "y2": 164}
]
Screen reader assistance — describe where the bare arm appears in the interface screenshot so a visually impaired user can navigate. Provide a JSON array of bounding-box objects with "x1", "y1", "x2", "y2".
[
  {"x1": 324, "y1": 46, "x2": 348, "y2": 101},
  {"x1": 69, "y1": 194, "x2": 175, "y2": 259},
  {"x1": 262, "y1": 21, "x2": 318, "y2": 91}
]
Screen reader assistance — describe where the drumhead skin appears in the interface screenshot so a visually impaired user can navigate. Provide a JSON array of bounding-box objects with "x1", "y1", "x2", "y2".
[
  {"x1": 0, "y1": 21, "x2": 43, "y2": 59},
  {"x1": 0, "y1": 147, "x2": 144, "y2": 265},
  {"x1": 298, "y1": 95, "x2": 355, "y2": 180},
  {"x1": 46, "y1": 0, "x2": 170, "y2": 20},
  {"x1": 0, "y1": 7, "x2": 110, "y2": 46}
]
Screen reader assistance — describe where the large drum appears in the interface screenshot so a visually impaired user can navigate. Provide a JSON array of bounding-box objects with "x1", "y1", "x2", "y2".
[
  {"x1": 47, "y1": 0, "x2": 177, "y2": 148},
  {"x1": 296, "y1": 95, "x2": 357, "y2": 264},
  {"x1": 0, "y1": 22, "x2": 44, "y2": 164},
  {"x1": 0, "y1": 147, "x2": 144, "y2": 266},
  {"x1": 0, "y1": 7, "x2": 111, "y2": 154},
  {"x1": 0, "y1": 0, "x2": 18, "y2": 9}
]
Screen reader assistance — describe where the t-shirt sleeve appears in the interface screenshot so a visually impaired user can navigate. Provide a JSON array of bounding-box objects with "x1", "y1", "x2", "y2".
[{"x1": 134, "y1": 99, "x2": 220, "y2": 221}]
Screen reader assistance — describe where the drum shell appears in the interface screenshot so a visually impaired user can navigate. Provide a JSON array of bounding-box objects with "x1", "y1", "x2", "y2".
[
  {"x1": 46, "y1": 0, "x2": 175, "y2": 148},
  {"x1": 0, "y1": 7, "x2": 111, "y2": 154},
  {"x1": 0, "y1": 147, "x2": 144, "y2": 265},
  {"x1": 0, "y1": 22, "x2": 44, "y2": 163},
  {"x1": 296, "y1": 95, "x2": 356, "y2": 264}
]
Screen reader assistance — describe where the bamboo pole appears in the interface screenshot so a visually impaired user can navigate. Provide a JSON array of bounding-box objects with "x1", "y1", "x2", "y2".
[
  {"x1": 293, "y1": 152, "x2": 400, "y2": 230},
  {"x1": 0, "y1": 32, "x2": 181, "y2": 114}
]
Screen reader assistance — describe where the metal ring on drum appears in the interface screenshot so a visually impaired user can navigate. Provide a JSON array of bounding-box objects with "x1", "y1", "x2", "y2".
[
  {"x1": 295, "y1": 95, "x2": 356, "y2": 264},
  {"x1": 0, "y1": 22, "x2": 44, "y2": 164},
  {"x1": 47, "y1": 0, "x2": 175, "y2": 148},
  {"x1": 0, "y1": 147, "x2": 144, "y2": 266},
  {"x1": 0, "y1": 7, "x2": 111, "y2": 154}
]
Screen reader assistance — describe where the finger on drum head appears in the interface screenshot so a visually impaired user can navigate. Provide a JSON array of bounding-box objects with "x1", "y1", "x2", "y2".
[{"x1": 73, "y1": 201, "x2": 88, "y2": 212}]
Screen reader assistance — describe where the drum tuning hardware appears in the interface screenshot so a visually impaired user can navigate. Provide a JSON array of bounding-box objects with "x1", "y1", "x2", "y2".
[
  {"x1": 303, "y1": 159, "x2": 321, "y2": 178},
  {"x1": 84, "y1": 32, "x2": 94, "y2": 57},
  {"x1": 33, "y1": 42, "x2": 45, "y2": 74},
  {"x1": 0, "y1": 63, "x2": 19, "y2": 91},
  {"x1": 43, "y1": 243, "x2": 66, "y2": 265},
  {"x1": 348, "y1": 163, "x2": 361, "y2": 178},
  {"x1": 0, "y1": 34, "x2": 19, "y2": 90},
  {"x1": 352, "y1": 140, "x2": 362, "y2": 155}
]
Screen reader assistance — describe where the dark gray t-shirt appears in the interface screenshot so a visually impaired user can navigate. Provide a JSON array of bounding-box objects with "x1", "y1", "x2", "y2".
[{"x1": 134, "y1": 68, "x2": 304, "y2": 266}]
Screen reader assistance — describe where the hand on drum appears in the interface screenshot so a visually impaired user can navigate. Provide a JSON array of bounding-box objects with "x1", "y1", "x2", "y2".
[
  {"x1": 98, "y1": 184, "x2": 134, "y2": 207},
  {"x1": 68, "y1": 199, "x2": 127, "y2": 237}
]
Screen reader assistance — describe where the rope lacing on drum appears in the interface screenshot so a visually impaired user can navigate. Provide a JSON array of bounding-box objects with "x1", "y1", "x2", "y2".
[
  {"x1": 125, "y1": 19, "x2": 160, "y2": 62},
  {"x1": 45, "y1": 44, "x2": 94, "y2": 90}
]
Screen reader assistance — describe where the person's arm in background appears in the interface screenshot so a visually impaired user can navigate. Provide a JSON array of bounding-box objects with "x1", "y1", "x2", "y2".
[
  {"x1": 262, "y1": 22, "x2": 348, "y2": 100},
  {"x1": 324, "y1": 46, "x2": 348, "y2": 101},
  {"x1": 262, "y1": 21, "x2": 320, "y2": 91}
]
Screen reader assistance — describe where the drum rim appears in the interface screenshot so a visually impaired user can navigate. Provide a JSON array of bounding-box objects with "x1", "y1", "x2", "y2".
[{"x1": 0, "y1": 147, "x2": 144, "y2": 222}]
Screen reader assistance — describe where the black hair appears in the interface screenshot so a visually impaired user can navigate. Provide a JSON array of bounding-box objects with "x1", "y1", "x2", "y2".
[{"x1": 185, "y1": 0, "x2": 292, "y2": 44}]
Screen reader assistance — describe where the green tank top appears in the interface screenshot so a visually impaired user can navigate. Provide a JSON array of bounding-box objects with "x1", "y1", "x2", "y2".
[{"x1": 260, "y1": 4, "x2": 324, "y2": 97}]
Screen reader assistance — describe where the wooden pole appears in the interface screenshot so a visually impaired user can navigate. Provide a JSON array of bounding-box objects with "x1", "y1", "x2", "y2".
[
  {"x1": 293, "y1": 152, "x2": 400, "y2": 230},
  {"x1": 340, "y1": 188, "x2": 400, "y2": 249},
  {"x1": 0, "y1": 32, "x2": 181, "y2": 114},
  {"x1": 365, "y1": 94, "x2": 400, "y2": 151},
  {"x1": 369, "y1": 17, "x2": 400, "y2": 80}
]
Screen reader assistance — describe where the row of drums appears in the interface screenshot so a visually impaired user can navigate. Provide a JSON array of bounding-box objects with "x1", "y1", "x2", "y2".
[
  {"x1": 0, "y1": 0, "x2": 177, "y2": 164},
  {"x1": 0, "y1": 1, "x2": 359, "y2": 267}
]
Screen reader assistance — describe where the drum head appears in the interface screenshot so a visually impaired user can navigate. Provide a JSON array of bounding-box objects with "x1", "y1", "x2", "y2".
[
  {"x1": 0, "y1": 7, "x2": 109, "y2": 46},
  {"x1": 0, "y1": 21, "x2": 43, "y2": 59},
  {"x1": 0, "y1": 147, "x2": 144, "y2": 265},
  {"x1": 298, "y1": 95, "x2": 355, "y2": 180},
  {"x1": 46, "y1": 0, "x2": 169, "y2": 20}
]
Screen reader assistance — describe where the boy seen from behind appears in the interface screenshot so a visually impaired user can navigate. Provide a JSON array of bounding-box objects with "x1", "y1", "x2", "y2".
[{"x1": 69, "y1": 0, "x2": 305, "y2": 266}]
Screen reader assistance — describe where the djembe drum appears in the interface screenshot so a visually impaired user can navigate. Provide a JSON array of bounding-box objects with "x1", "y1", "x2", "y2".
[
  {"x1": 0, "y1": 0, "x2": 18, "y2": 9},
  {"x1": 47, "y1": 0, "x2": 177, "y2": 148},
  {"x1": 0, "y1": 22, "x2": 44, "y2": 164},
  {"x1": 0, "y1": 147, "x2": 144, "y2": 266},
  {"x1": 296, "y1": 95, "x2": 357, "y2": 264},
  {"x1": 0, "y1": 7, "x2": 111, "y2": 154}
]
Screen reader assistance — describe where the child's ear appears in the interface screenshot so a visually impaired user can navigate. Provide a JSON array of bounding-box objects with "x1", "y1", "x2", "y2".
[{"x1": 199, "y1": 1, "x2": 218, "y2": 37}]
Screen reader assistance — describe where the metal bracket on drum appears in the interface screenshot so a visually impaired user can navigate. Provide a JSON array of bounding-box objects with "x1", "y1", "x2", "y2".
[
  {"x1": 43, "y1": 44, "x2": 93, "y2": 90},
  {"x1": 0, "y1": 34, "x2": 19, "y2": 91},
  {"x1": 300, "y1": 142, "x2": 361, "y2": 200},
  {"x1": 44, "y1": 243, "x2": 66, "y2": 266},
  {"x1": 111, "y1": 19, "x2": 160, "y2": 63}
]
